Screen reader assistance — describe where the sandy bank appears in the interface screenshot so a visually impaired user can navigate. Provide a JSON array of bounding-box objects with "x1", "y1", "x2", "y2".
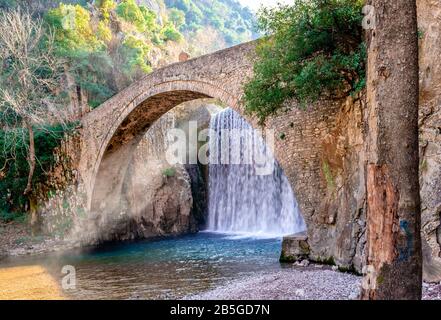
[{"x1": 0, "y1": 265, "x2": 65, "y2": 300}]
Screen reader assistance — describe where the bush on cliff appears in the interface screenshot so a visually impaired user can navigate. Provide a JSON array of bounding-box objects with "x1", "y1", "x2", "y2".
[{"x1": 243, "y1": 0, "x2": 366, "y2": 123}]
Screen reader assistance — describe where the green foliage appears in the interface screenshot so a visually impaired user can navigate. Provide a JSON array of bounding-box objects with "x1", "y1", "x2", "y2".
[
  {"x1": 116, "y1": 0, "x2": 157, "y2": 33},
  {"x1": 169, "y1": 8, "x2": 185, "y2": 29},
  {"x1": 0, "y1": 210, "x2": 27, "y2": 223},
  {"x1": 46, "y1": 4, "x2": 117, "y2": 106},
  {"x1": 122, "y1": 35, "x2": 153, "y2": 74},
  {"x1": 45, "y1": 0, "x2": 184, "y2": 108},
  {"x1": 68, "y1": 50, "x2": 116, "y2": 108},
  {"x1": 162, "y1": 167, "x2": 176, "y2": 177},
  {"x1": 243, "y1": 0, "x2": 366, "y2": 123},
  {"x1": 0, "y1": 0, "x2": 16, "y2": 9},
  {"x1": 0, "y1": 124, "x2": 76, "y2": 213},
  {"x1": 165, "y1": 0, "x2": 257, "y2": 46},
  {"x1": 162, "y1": 23, "x2": 183, "y2": 42},
  {"x1": 96, "y1": 0, "x2": 117, "y2": 21},
  {"x1": 0, "y1": 0, "x2": 89, "y2": 12},
  {"x1": 45, "y1": 4, "x2": 104, "y2": 54}
]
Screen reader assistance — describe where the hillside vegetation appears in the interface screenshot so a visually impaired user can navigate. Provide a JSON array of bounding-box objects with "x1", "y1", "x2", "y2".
[{"x1": 0, "y1": 0, "x2": 255, "y2": 218}]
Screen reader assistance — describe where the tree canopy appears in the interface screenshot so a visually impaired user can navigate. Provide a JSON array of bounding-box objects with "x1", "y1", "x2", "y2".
[
  {"x1": 165, "y1": 0, "x2": 257, "y2": 46},
  {"x1": 243, "y1": 0, "x2": 366, "y2": 123}
]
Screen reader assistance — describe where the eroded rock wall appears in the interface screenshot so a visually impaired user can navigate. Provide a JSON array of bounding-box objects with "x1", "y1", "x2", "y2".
[
  {"x1": 418, "y1": 0, "x2": 441, "y2": 282},
  {"x1": 103, "y1": 102, "x2": 218, "y2": 242}
]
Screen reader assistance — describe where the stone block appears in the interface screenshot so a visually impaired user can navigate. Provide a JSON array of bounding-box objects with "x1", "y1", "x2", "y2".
[{"x1": 280, "y1": 232, "x2": 310, "y2": 263}]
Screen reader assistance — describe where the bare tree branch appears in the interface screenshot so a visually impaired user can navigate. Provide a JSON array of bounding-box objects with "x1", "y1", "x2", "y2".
[{"x1": 0, "y1": 9, "x2": 67, "y2": 201}]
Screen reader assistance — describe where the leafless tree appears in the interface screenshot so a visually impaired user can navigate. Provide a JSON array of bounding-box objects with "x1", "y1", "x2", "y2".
[{"x1": 0, "y1": 10, "x2": 66, "y2": 224}]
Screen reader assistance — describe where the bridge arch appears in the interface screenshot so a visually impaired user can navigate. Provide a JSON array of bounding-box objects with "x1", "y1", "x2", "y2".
[{"x1": 89, "y1": 81, "x2": 245, "y2": 213}]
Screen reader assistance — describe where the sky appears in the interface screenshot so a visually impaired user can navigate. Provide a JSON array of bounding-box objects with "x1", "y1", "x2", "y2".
[{"x1": 238, "y1": 0, "x2": 292, "y2": 12}]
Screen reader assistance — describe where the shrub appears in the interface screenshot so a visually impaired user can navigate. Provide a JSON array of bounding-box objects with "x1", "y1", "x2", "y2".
[
  {"x1": 243, "y1": 0, "x2": 366, "y2": 123},
  {"x1": 162, "y1": 23, "x2": 183, "y2": 42},
  {"x1": 0, "y1": 210, "x2": 27, "y2": 223},
  {"x1": 116, "y1": 0, "x2": 156, "y2": 33}
]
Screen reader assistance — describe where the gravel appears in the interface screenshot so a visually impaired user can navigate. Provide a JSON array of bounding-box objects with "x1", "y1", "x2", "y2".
[
  {"x1": 423, "y1": 282, "x2": 441, "y2": 300},
  {"x1": 186, "y1": 264, "x2": 441, "y2": 300},
  {"x1": 186, "y1": 266, "x2": 362, "y2": 300}
]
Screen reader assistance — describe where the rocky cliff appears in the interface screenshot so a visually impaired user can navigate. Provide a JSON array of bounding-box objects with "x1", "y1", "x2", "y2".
[
  {"x1": 113, "y1": 101, "x2": 218, "y2": 241},
  {"x1": 418, "y1": 0, "x2": 441, "y2": 282}
]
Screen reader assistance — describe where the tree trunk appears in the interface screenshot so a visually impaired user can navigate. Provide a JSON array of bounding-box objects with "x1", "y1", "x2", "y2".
[
  {"x1": 24, "y1": 121, "x2": 38, "y2": 229},
  {"x1": 361, "y1": 0, "x2": 422, "y2": 300},
  {"x1": 29, "y1": 196, "x2": 39, "y2": 236},
  {"x1": 24, "y1": 121, "x2": 38, "y2": 231},
  {"x1": 24, "y1": 121, "x2": 36, "y2": 196}
]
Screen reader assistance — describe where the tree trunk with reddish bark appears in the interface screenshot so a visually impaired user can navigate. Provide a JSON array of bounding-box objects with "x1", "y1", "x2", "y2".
[{"x1": 361, "y1": 0, "x2": 422, "y2": 300}]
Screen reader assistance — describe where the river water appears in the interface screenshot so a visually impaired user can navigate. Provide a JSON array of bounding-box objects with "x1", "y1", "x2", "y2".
[
  {"x1": 0, "y1": 232, "x2": 288, "y2": 299},
  {"x1": 0, "y1": 108, "x2": 307, "y2": 299}
]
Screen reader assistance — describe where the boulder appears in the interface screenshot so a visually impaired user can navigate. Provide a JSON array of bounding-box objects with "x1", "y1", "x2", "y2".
[{"x1": 280, "y1": 232, "x2": 310, "y2": 263}]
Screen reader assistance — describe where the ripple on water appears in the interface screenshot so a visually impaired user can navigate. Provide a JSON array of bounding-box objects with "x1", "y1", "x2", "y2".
[{"x1": 0, "y1": 232, "x2": 284, "y2": 300}]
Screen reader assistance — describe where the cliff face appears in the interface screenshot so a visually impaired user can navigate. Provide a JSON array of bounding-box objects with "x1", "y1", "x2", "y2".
[
  {"x1": 116, "y1": 113, "x2": 196, "y2": 242},
  {"x1": 308, "y1": 96, "x2": 366, "y2": 271},
  {"x1": 417, "y1": 0, "x2": 441, "y2": 282},
  {"x1": 113, "y1": 102, "x2": 217, "y2": 241}
]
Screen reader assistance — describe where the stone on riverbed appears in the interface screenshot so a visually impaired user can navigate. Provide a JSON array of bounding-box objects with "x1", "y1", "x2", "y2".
[{"x1": 280, "y1": 232, "x2": 310, "y2": 263}]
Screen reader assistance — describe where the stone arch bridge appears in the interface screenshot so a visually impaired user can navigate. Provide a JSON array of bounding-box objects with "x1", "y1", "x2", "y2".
[
  {"x1": 77, "y1": 40, "x2": 366, "y2": 273},
  {"x1": 79, "y1": 41, "x2": 256, "y2": 213}
]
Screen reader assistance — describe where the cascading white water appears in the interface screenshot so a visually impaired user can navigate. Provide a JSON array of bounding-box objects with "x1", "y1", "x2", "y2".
[{"x1": 207, "y1": 108, "x2": 306, "y2": 236}]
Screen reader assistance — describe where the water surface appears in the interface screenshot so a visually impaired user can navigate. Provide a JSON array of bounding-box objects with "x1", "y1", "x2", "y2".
[{"x1": 0, "y1": 232, "x2": 285, "y2": 300}]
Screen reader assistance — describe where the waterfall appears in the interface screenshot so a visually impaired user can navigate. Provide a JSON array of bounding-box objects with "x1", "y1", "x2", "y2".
[{"x1": 207, "y1": 108, "x2": 306, "y2": 236}]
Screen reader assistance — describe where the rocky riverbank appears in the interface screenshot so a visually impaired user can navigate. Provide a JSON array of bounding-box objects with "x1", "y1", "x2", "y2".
[
  {"x1": 186, "y1": 266, "x2": 361, "y2": 300},
  {"x1": 186, "y1": 264, "x2": 441, "y2": 301},
  {"x1": 0, "y1": 221, "x2": 76, "y2": 259}
]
